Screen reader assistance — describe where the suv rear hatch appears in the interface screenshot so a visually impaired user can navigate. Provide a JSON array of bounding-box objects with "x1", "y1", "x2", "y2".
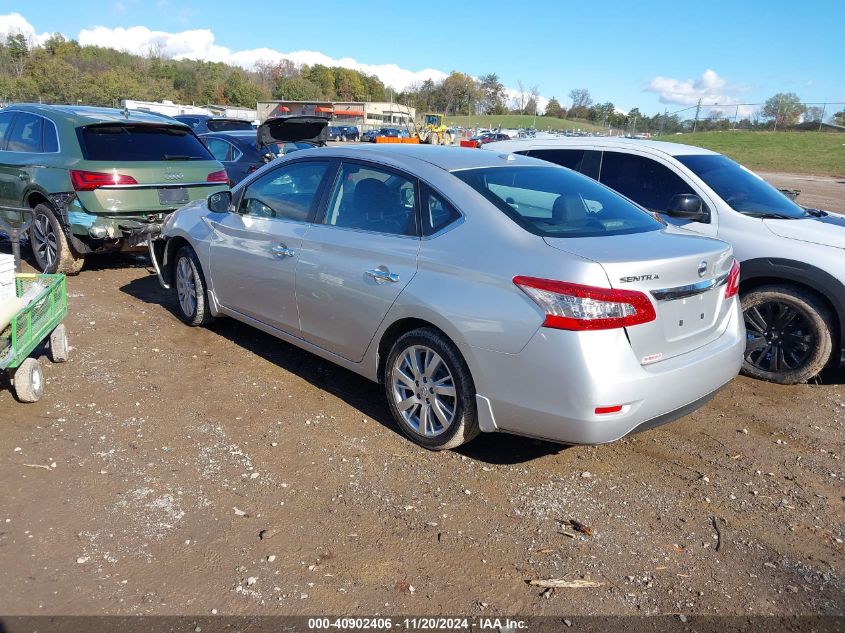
[
  {"x1": 257, "y1": 115, "x2": 328, "y2": 149},
  {"x1": 74, "y1": 123, "x2": 227, "y2": 218},
  {"x1": 544, "y1": 230, "x2": 736, "y2": 364}
]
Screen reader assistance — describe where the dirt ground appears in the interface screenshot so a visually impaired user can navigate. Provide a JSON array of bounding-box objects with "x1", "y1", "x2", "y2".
[{"x1": 1, "y1": 185, "x2": 844, "y2": 618}]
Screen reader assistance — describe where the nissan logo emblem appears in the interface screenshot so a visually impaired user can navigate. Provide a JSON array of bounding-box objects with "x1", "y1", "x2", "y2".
[{"x1": 698, "y1": 260, "x2": 708, "y2": 277}]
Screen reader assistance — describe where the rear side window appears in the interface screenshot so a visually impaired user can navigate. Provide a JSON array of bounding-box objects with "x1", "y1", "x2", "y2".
[
  {"x1": 204, "y1": 138, "x2": 232, "y2": 162},
  {"x1": 78, "y1": 124, "x2": 214, "y2": 161},
  {"x1": 525, "y1": 149, "x2": 601, "y2": 180},
  {"x1": 42, "y1": 118, "x2": 59, "y2": 152},
  {"x1": 6, "y1": 113, "x2": 42, "y2": 152},
  {"x1": 455, "y1": 166, "x2": 662, "y2": 238},
  {"x1": 421, "y1": 184, "x2": 461, "y2": 236},
  {"x1": 600, "y1": 152, "x2": 695, "y2": 213},
  {"x1": 0, "y1": 111, "x2": 15, "y2": 149}
]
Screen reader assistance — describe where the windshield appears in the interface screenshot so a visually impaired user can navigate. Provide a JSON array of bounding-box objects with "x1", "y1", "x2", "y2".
[
  {"x1": 455, "y1": 166, "x2": 663, "y2": 238},
  {"x1": 78, "y1": 124, "x2": 213, "y2": 161},
  {"x1": 677, "y1": 154, "x2": 809, "y2": 219}
]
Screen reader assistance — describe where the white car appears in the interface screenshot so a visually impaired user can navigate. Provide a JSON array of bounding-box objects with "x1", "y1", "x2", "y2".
[{"x1": 486, "y1": 137, "x2": 845, "y2": 384}]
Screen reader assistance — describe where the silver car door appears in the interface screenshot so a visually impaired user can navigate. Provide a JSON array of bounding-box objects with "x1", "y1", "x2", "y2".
[
  {"x1": 295, "y1": 160, "x2": 420, "y2": 362},
  {"x1": 208, "y1": 159, "x2": 333, "y2": 335}
]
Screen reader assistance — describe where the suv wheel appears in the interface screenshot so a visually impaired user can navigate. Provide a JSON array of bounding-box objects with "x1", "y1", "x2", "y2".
[
  {"x1": 173, "y1": 245, "x2": 213, "y2": 326},
  {"x1": 384, "y1": 328, "x2": 479, "y2": 450},
  {"x1": 741, "y1": 285, "x2": 834, "y2": 384},
  {"x1": 30, "y1": 203, "x2": 85, "y2": 275}
]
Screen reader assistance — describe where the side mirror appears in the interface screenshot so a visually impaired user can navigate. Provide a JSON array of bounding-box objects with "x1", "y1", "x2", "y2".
[
  {"x1": 666, "y1": 194, "x2": 709, "y2": 222},
  {"x1": 208, "y1": 190, "x2": 232, "y2": 213}
]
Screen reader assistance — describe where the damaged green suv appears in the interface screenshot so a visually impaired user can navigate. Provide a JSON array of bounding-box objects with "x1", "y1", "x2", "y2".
[{"x1": 0, "y1": 104, "x2": 228, "y2": 273}]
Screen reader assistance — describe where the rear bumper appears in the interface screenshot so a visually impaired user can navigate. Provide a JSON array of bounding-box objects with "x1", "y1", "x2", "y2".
[{"x1": 468, "y1": 301, "x2": 745, "y2": 445}]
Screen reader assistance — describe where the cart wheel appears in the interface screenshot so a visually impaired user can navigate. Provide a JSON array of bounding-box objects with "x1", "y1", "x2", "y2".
[
  {"x1": 13, "y1": 358, "x2": 44, "y2": 403},
  {"x1": 50, "y1": 324, "x2": 69, "y2": 363}
]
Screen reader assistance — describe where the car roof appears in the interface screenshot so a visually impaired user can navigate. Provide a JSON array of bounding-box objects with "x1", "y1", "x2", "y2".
[
  {"x1": 312, "y1": 143, "x2": 542, "y2": 171},
  {"x1": 486, "y1": 136, "x2": 720, "y2": 157},
  {"x1": 2, "y1": 103, "x2": 188, "y2": 128}
]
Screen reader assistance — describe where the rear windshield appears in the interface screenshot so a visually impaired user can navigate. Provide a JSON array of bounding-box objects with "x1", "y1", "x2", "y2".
[
  {"x1": 455, "y1": 166, "x2": 663, "y2": 238},
  {"x1": 206, "y1": 119, "x2": 254, "y2": 132},
  {"x1": 78, "y1": 124, "x2": 214, "y2": 161}
]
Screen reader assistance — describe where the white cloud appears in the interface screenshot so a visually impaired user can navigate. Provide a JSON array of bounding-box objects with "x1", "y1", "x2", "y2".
[
  {"x1": 0, "y1": 12, "x2": 55, "y2": 46},
  {"x1": 76, "y1": 23, "x2": 450, "y2": 92},
  {"x1": 646, "y1": 69, "x2": 737, "y2": 106}
]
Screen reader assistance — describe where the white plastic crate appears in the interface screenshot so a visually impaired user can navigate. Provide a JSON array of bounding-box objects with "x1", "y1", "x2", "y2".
[{"x1": 0, "y1": 254, "x2": 14, "y2": 301}]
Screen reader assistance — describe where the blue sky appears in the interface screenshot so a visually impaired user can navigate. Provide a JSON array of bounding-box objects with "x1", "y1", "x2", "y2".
[{"x1": 3, "y1": 0, "x2": 843, "y2": 115}]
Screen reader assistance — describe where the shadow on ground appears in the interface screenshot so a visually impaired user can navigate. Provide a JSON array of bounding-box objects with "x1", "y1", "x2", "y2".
[{"x1": 119, "y1": 270, "x2": 567, "y2": 464}]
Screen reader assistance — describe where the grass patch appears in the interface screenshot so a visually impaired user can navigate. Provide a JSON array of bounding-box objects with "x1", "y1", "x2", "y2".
[
  {"x1": 655, "y1": 131, "x2": 845, "y2": 177},
  {"x1": 444, "y1": 114, "x2": 603, "y2": 133}
]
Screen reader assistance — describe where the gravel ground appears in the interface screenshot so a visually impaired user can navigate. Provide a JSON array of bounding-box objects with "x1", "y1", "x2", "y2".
[{"x1": 0, "y1": 243, "x2": 843, "y2": 618}]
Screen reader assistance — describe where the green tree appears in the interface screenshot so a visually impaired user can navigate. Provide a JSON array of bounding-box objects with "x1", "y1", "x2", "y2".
[
  {"x1": 762, "y1": 92, "x2": 805, "y2": 128},
  {"x1": 6, "y1": 34, "x2": 29, "y2": 77},
  {"x1": 274, "y1": 76, "x2": 323, "y2": 101},
  {"x1": 478, "y1": 73, "x2": 506, "y2": 115},
  {"x1": 544, "y1": 96, "x2": 565, "y2": 118}
]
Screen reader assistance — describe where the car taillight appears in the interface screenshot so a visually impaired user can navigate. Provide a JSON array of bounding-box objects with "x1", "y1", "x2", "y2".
[
  {"x1": 513, "y1": 276, "x2": 656, "y2": 331},
  {"x1": 206, "y1": 169, "x2": 228, "y2": 183},
  {"x1": 70, "y1": 169, "x2": 138, "y2": 191},
  {"x1": 725, "y1": 259, "x2": 740, "y2": 299}
]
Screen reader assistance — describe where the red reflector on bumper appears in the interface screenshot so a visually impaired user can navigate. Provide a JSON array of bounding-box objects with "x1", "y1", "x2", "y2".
[{"x1": 595, "y1": 405, "x2": 623, "y2": 415}]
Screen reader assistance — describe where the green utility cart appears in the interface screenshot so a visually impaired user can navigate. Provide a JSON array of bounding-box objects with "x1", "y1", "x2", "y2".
[{"x1": 0, "y1": 273, "x2": 69, "y2": 402}]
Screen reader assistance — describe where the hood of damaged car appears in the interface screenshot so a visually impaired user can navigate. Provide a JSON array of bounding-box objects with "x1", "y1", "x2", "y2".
[{"x1": 257, "y1": 115, "x2": 329, "y2": 147}]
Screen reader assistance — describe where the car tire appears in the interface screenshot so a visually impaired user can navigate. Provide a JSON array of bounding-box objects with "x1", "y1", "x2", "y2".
[
  {"x1": 13, "y1": 358, "x2": 44, "y2": 403},
  {"x1": 29, "y1": 203, "x2": 85, "y2": 275},
  {"x1": 49, "y1": 323, "x2": 69, "y2": 363},
  {"x1": 173, "y1": 246, "x2": 213, "y2": 327},
  {"x1": 741, "y1": 285, "x2": 835, "y2": 384},
  {"x1": 384, "y1": 327, "x2": 480, "y2": 450}
]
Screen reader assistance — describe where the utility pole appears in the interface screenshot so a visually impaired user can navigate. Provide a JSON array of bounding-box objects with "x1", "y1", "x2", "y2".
[
  {"x1": 659, "y1": 108, "x2": 667, "y2": 136},
  {"x1": 818, "y1": 103, "x2": 827, "y2": 132},
  {"x1": 692, "y1": 98, "x2": 702, "y2": 133}
]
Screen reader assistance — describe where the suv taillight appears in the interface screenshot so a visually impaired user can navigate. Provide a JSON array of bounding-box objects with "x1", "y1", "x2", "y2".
[
  {"x1": 725, "y1": 259, "x2": 740, "y2": 299},
  {"x1": 513, "y1": 276, "x2": 656, "y2": 331},
  {"x1": 206, "y1": 169, "x2": 228, "y2": 183},
  {"x1": 70, "y1": 169, "x2": 138, "y2": 191}
]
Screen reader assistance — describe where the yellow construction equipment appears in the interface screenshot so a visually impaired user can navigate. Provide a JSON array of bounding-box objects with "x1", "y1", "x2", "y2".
[{"x1": 415, "y1": 113, "x2": 452, "y2": 145}]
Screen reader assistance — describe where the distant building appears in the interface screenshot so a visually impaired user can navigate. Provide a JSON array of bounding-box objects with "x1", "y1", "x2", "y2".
[
  {"x1": 257, "y1": 101, "x2": 416, "y2": 130},
  {"x1": 120, "y1": 99, "x2": 208, "y2": 117},
  {"x1": 120, "y1": 100, "x2": 258, "y2": 123}
]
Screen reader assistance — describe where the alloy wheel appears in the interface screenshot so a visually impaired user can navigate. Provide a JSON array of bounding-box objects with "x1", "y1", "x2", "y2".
[
  {"x1": 390, "y1": 345, "x2": 457, "y2": 437},
  {"x1": 744, "y1": 300, "x2": 815, "y2": 373},
  {"x1": 32, "y1": 213, "x2": 58, "y2": 269},
  {"x1": 175, "y1": 257, "x2": 197, "y2": 318}
]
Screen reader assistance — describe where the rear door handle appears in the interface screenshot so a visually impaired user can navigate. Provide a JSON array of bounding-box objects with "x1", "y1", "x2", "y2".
[
  {"x1": 271, "y1": 244, "x2": 295, "y2": 258},
  {"x1": 366, "y1": 268, "x2": 400, "y2": 283}
]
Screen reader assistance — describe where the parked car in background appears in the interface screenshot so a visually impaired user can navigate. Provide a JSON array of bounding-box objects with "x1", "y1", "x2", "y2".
[
  {"x1": 0, "y1": 104, "x2": 228, "y2": 274},
  {"x1": 339, "y1": 125, "x2": 360, "y2": 141},
  {"x1": 200, "y1": 115, "x2": 327, "y2": 186},
  {"x1": 173, "y1": 115, "x2": 254, "y2": 134},
  {"x1": 150, "y1": 145, "x2": 743, "y2": 451},
  {"x1": 471, "y1": 132, "x2": 511, "y2": 146},
  {"x1": 327, "y1": 126, "x2": 342, "y2": 141},
  {"x1": 485, "y1": 137, "x2": 845, "y2": 384},
  {"x1": 364, "y1": 128, "x2": 402, "y2": 142}
]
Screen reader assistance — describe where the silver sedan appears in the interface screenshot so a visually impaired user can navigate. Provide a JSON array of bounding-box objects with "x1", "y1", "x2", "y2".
[{"x1": 150, "y1": 144, "x2": 745, "y2": 450}]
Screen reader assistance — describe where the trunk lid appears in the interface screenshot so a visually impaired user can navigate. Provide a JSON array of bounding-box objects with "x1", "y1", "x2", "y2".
[
  {"x1": 544, "y1": 229, "x2": 735, "y2": 364},
  {"x1": 74, "y1": 160, "x2": 226, "y2": 215},
  {"x1": 257, "y1": 115, "x2": 328, "y2": 148}
]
